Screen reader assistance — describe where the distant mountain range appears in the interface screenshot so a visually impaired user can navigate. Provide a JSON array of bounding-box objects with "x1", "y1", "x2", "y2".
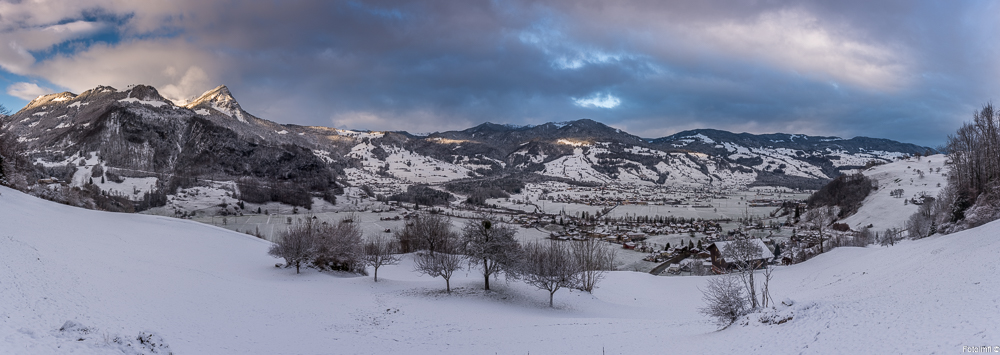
[{"x1": 2, "y1": 84, "x2": 933, "y2": 208}]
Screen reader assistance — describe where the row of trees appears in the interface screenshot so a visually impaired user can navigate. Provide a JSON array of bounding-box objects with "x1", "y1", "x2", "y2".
[
  {"x1": 0, "y1": 104, "x2": 30, "y2": 189},
  {"x1": 269, "y1": 213, "x2": 618, "y2": 307},
  {"x1": 403, "y1": 214, "x2": 618, "y2": 307},
  {"x1": 935, "y1": 102, "x2": 1000, "y2": 231},
  {"x1": 895, "y1": 102, "x2": 1000, "y2": 238},
  {"x1": 948, "y1": 103, "x2": 1000, "y2": 200}
]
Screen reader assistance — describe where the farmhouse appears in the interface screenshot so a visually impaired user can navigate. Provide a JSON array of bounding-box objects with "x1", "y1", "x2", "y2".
[{"x1": 707, "y1": 239, "x2": 774, "y2": 273}]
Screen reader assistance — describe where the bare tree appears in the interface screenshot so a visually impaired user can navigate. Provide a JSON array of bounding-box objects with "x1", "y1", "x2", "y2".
[
  {"x1": 699, "y1": 273, "x2": 749, "y2": 328},
  {"x1": 413, "y1": 229, "x2": 465, "y2": 293},
  {"x1": 313, "y1": 219, "x2": 366, "y2": 274},
  {"x1": 461, "y1": 218, "x2": 521, "y2": 291},
  {"x1": 522, "y1": 241, "x2": 578, "y2": 307},
  {"x1": 722, "y1": 238, "x2": 765, "y2": 310},
  {"x1": 879, "y1": 227, "x2": 902, "y2": 247},
  {"x1": 268, "y1": 221, "x2": 317, "y2": 274},
  {"x1": 760, "y1": 263, "x2": 775, "y2": 308},
  {"x1": 363, "y1": 233, "x2": 400, "y2": 282},
  {"x1": 570, "y1": 237, "x2": 616, "y2": 293},
  {"x1": 852, "y1": 226, "x2": 875, "y2": 246},
  {"x1": 395, "y1": 213, "x2": 453, "y2": 254}
]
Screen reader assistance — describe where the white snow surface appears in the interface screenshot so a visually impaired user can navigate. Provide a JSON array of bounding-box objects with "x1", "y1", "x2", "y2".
[
  {"x1": 117, "y1": 98, "x2": 169, "y2": 108},
  {"x1": 0, "y1": 185, "x2": 997, "y2": 354},
  {"x1": 841, "y1": 155, "x2": 948, "y2": 233}
]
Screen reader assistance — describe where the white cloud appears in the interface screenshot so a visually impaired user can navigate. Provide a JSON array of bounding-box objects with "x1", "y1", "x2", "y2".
[
  {"x1": 693, "y1": 9, "x2": 909, "y2": 91},
  {"x1": 328, "y1": 109, "x2": 473, "y2": 133},
  {"x1": 30, "y1": 39, "x2": 222, "y2": 100},
  {"x1": 7, "y1": 82, "x2": 54, "y2": 101},
  {"x1": 573, "y1": 93, "x2": 621, "y2": 109}
]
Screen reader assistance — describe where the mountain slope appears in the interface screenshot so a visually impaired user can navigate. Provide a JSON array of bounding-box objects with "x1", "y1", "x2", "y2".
[
  {"x1": 839, "y1": 154, "x2": 948, "y2": 232},
  {"x1": 3, "y1": 84, "x2": 934, "y2": 213},
  {"x1": 0, "y1": 184, "x2": 997, "y2": 354},
  {"x1": 3, "y1": 85, "x2": 343, "y2": 209}
]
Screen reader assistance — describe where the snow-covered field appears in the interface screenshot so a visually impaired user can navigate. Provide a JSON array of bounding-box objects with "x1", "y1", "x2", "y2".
[
  {"x1": 1, "y1": 184, "x2": 998, "y2": 354},
  {"x1": 841, "y1": 155, "x2": 948, "y2": 232}
]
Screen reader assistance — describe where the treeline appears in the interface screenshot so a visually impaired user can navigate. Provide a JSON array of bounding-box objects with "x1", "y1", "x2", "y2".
[
  {"x1": 385, "y1": 185, "x2": 454, "y2": 206},
  {"x1": 236, "y1": 177, "x2": 321, "y2": 209},
  {"x1": 0, "y1": 103, "x2": 30, "y2": 187},
  {"x1": 949, "y1": 103, "x2": 1000, "y2": 197},
  {"x1": 444, "y1": 176, "x2": 525, "y2": 206},
  {"x1": 806, "y1": 173, "x2": 876, "y2": 219},
  {"x1": 749, "y1": 171, "x2": 829, "y2": 191},
  {"x1": 269, "y1": 213, "x2": 618, "y2": 307},
  {"x1": 904, "y1": 102, "x2": 1000, "y2": 235},
  {"x1": 944, "y1": 102, "x2": 1000, "y2": 227}
]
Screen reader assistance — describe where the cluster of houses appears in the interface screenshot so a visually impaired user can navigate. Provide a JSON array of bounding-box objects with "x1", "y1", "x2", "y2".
[
  {"x1": 660, "y1": 238, "x2": 777, "y2": 275},
  {"x1": 541, "y1": 216, "x2": 724, "y2": 246},
  {"x1": 509, "y1": 182, "x2": 735, "y2": 208}
]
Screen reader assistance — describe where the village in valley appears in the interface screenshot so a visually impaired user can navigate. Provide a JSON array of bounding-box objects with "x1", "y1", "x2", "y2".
[
  {"x1": 161, "y1": 179, "x2": 813, "y2": 275},
  {"x1": 149, "y1": 152, "x2": 948, "y2": 281}
]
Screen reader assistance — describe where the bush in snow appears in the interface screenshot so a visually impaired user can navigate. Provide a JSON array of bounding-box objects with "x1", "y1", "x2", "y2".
[
  {"x1": 57, "y1": 320, "x2": 173, "y2": 355},
  {"x1": 312, "y1": 218, "x2": 366, "y2": 274},
  {"x1": 91, "y1": 163, "x2": 104, "y2": 178},
  {"x1": 699, "y1": 274, "x2": 749, "y2": 328}
]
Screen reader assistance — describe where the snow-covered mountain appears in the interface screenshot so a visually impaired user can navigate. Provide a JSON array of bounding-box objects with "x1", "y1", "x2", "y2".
[{"x1": 2, "y1": 84, "x2": 932, "y2": 211}]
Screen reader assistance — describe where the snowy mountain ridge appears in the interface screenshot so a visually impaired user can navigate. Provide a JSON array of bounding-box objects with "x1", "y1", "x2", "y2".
[{"x1": 2, "y1": 84, "x2": 933, "y2": 212}]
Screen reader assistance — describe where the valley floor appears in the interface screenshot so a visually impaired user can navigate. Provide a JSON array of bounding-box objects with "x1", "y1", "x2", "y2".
[{"x1": 0, "y1": 185, "x2": 997, "y2": 354}]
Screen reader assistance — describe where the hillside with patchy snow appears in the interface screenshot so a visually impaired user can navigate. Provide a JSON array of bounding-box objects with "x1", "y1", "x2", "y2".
[
  {"x1": 840, "y1": 154, "x2": 948, "y2": 232},
  {"x1": 2, "y1": 84, "x2": 934, "y2": 217},
  {"x1": 0, "y1": 186, "x2": 996, "y2": 354}
]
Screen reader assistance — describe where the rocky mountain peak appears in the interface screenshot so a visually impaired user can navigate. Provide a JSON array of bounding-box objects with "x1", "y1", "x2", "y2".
[
  {"x1": 184, "y1": 85, "x2": 248, "y2": 123},
  {"x1": 124, "y1": 84, "x2": 168, "y2": 102},
  {"x1": 22, "y1": 91, "x2": 78, "y2": 111}
]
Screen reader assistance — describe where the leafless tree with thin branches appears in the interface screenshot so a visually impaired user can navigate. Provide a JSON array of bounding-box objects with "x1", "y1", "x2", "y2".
[
  {"x1": 363, "y1": 233, "x2": 400, "y2": 282},
  {"x1": 268, "y1": 221, "x2": 317, "y2": 274},
  {"x1": 414, "y1": 236, "x2": 465, "y2": 293},
  {"x1": 461, "y1": 217, "x2": 521, "y2": 291},
  {"x1": 570, "y1": 237, "x2": 616, "y2": 293},
  {"x1": 521, "y1": 240, "x2": 578, "y2": 307},
  {"x1": 722, "y1": 238, "x2": 764, "y2": 310}
]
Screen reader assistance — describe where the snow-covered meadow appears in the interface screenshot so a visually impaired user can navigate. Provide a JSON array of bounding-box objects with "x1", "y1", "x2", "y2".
[{"x1": 1, "y1": 182, "x2": 998, "y2": 354}]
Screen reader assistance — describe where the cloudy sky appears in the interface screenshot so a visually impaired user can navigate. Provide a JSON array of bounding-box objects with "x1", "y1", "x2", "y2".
[{"x1": 1, "y1": 0, "x2": 997, "y2": 147}]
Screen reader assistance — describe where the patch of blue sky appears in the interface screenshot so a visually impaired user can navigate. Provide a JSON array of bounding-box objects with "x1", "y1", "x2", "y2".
[{"x1": 0, "y1": 71, "x2": 62, "y2": 113}]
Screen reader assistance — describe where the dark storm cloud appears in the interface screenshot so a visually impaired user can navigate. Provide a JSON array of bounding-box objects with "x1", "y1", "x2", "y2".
[{"x1": 2, "y1": 0, "x2": 997, "y2": 146}]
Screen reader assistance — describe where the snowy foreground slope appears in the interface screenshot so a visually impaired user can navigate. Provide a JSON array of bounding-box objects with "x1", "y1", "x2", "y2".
[{"x1": 1, "y1": 186, "x2": 997, "y2": 354}]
